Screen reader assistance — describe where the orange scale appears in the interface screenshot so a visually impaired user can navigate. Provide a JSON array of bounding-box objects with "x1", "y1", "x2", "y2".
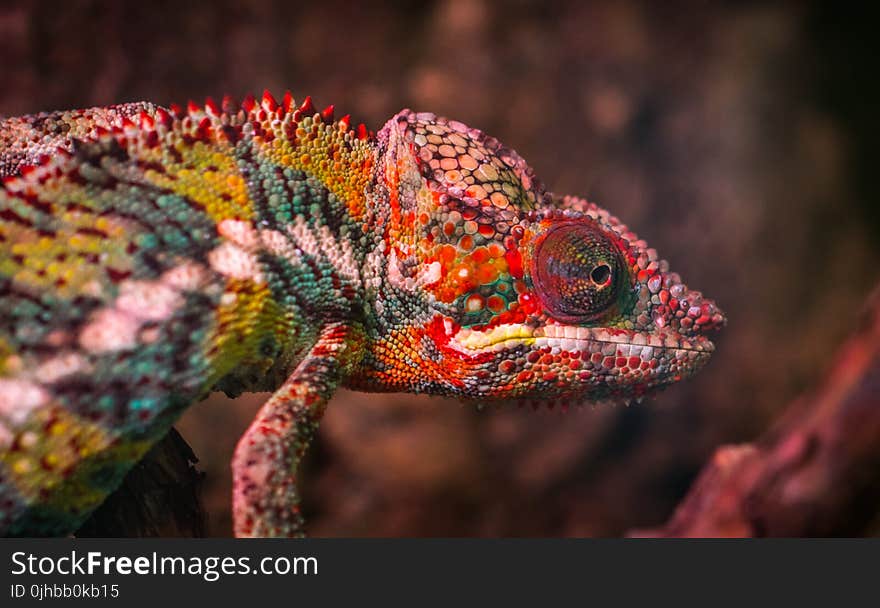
[
  {"x1": 452, "y1": 268, "x2": 477, "y2": 294},
  {"x1": 470, "y1": 247, "x2": 490, "y2": 264},
  {"x1": 478, "y1": 224, "x2": 495, "y2": 238},
  {"x1": 459, "y1": 235, "x2": 474, "y2": 251},
  {"x1": 517, "y1": 371, "x2": 533, "y2": 383},
  {"x1": 498, "y1": 360, "x2": 516, "y2": 374},
  {"x1": 466, "y1": 185, "x2": 487, "y2": 199},
  {"x1": 487, "y1": 243, "x2": 505, "y2": 258},
  {"x1": 490, "y1": 192, "x2": 509, "y2": 208},
  {"x1": 475, "y1": 264, "x2": 499, "y2": 284},
  {"x1": 438, "y1": 244, "x2": 458, "y2": 267},
  {"x1": 487, "y1": 295, "x2": 506, "y2": 312},
  {"x1": 437, "y1": 287, "x2": 455, "y2": 302}
]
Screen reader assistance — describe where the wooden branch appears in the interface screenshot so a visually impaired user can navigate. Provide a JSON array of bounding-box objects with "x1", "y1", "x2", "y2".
[
  {"x1": 631, "y1": 284, "x2": 880, "y2": 537},
  {"x1": 75, "y1": 428, "x2": 207, "y2": 537}
]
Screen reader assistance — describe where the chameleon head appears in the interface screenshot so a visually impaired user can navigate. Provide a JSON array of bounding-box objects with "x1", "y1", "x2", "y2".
[{"x1": 354, "y1": 110, "x2": 725, "y2": 404}]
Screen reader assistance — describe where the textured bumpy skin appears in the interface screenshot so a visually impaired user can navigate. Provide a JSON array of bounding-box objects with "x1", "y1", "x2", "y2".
[{"x1": 0, "y1": 92, "x2": 724, "y2": 537}]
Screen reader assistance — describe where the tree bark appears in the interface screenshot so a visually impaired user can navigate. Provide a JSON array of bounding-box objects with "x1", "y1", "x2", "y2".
[{"x1": 75, "y1": 428, "x2": 207, "y2": 537}]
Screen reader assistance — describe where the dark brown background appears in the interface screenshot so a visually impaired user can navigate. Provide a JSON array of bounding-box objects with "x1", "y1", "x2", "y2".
[{"x1": 2, "y1": 0, "x2": 877, "y2": 536}]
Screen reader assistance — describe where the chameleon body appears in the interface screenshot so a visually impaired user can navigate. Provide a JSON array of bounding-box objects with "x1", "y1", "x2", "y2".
[{"x1": 0, "y1": 92, "x2": 724, "y2": 537}]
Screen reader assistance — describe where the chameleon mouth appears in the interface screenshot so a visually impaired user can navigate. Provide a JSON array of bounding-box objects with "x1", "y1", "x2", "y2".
[{"x1": 449, "y1": 323, "x2": 714, "y2": 356}]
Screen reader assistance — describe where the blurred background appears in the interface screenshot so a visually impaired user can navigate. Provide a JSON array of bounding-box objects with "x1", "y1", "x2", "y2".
[{"x1": 2, "y1": 0, "x2": 878, "y2": 536}]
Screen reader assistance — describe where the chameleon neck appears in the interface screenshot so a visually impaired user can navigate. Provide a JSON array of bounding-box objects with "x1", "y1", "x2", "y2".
[
  {"x1": 154, "y1": 106, "x2": 379, "y2": 397},
  {"x1": 208, "y1": 165, "x2": 371, "y2": 397}
]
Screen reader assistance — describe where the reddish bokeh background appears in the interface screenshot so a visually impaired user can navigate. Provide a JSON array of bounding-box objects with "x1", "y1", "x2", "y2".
[{"x1": 2, "y1": 0, "x2": 877, "y2": 536}]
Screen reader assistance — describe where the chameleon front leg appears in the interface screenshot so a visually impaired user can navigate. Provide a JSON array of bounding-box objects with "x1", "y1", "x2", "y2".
[{"x1": 232, "y1": 323, "x2": 356, "y2": 537}]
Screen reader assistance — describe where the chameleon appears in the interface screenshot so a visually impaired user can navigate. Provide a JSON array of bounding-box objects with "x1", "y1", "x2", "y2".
[{"x1": 0, "y1": 91, "x2": 724, "y2": 537}]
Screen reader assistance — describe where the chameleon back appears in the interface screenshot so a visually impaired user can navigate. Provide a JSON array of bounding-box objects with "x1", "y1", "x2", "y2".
[{"x1": 0, "y1": 95, "x2": 373, "y2": 535}]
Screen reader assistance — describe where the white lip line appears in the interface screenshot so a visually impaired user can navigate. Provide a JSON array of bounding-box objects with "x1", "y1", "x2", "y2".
[{"x1": 451, "y1": 335, "x2": 714, "y2": 354}]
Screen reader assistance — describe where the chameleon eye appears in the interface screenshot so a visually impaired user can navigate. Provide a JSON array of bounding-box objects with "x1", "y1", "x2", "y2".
[{"x1": 532, "y1": 223, "x2": 625, "y2": 322}]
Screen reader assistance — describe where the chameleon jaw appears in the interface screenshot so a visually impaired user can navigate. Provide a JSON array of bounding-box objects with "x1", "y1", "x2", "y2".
[
  {"x1": 449, "y1": 322, "x2": 715, "y2": 356},
  {"x1": 439, "y1": 320, "x2": 716, "y2": 402},
  {"x1": 439, "y1": 320, "x2": 718, "y2": 403}
]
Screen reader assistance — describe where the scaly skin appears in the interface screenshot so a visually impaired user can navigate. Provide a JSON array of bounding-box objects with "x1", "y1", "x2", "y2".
[{"x1": 0, "y1": 92, "x2": 724, "y2": 537}]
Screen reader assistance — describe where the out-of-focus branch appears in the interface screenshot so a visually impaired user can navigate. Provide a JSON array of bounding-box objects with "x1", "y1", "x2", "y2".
[
  {"x1": 75, "y1": 428, "x2": 207, "y2": 537},
  {"x1": 632, "y1": 284, "x2": 880, "y2": 537}
]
